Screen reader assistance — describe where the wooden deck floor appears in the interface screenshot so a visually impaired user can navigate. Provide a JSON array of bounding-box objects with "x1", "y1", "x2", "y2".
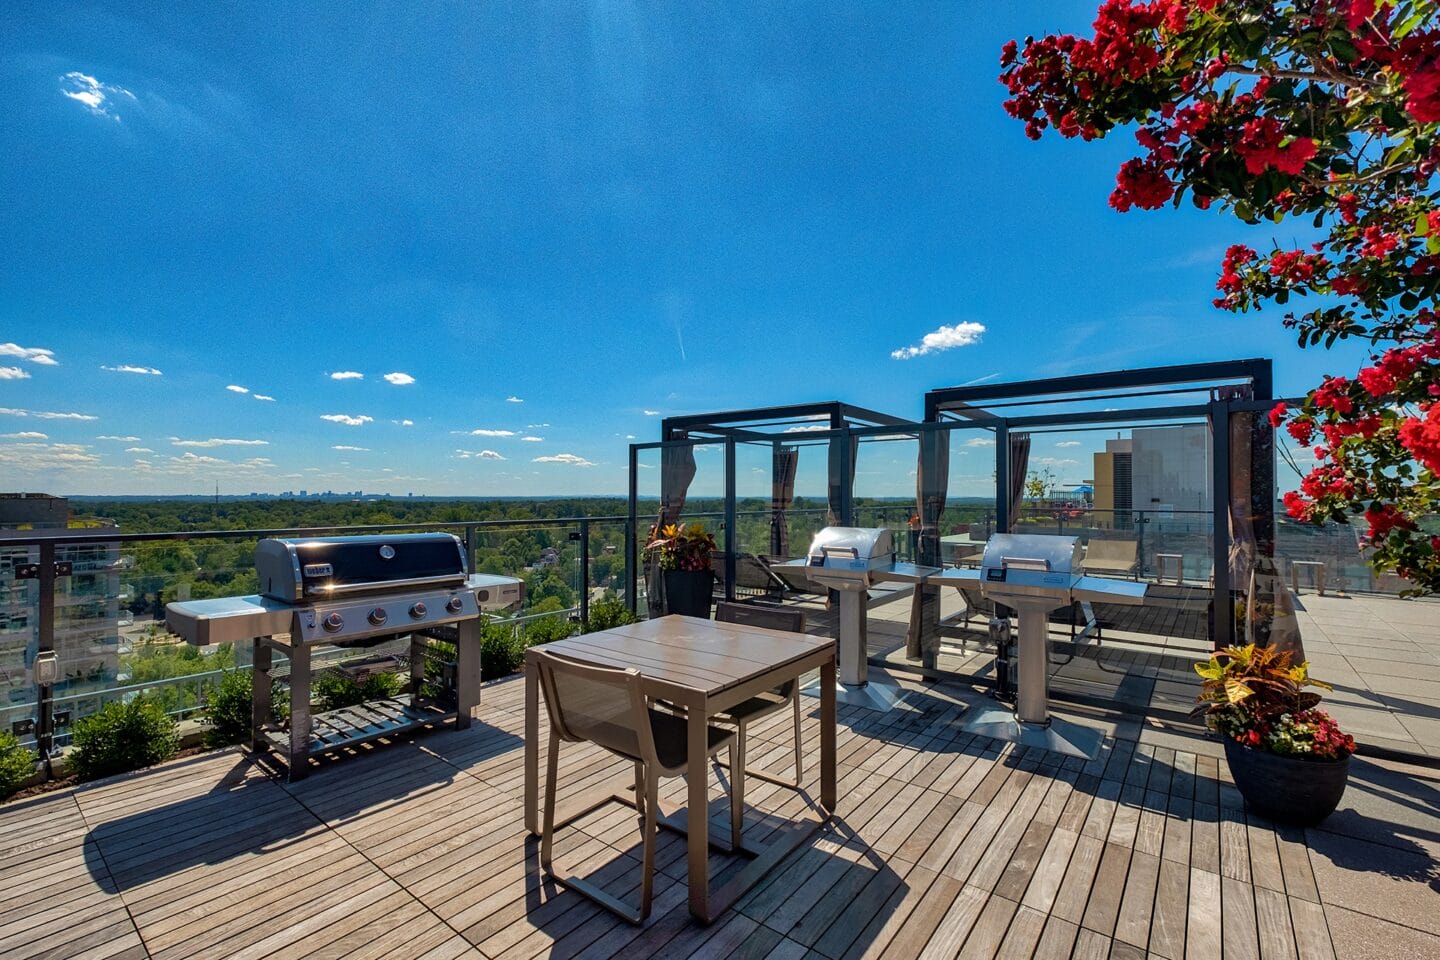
[{"x1": 0, "y1": 672, "x2": 1420, "y2": 959}]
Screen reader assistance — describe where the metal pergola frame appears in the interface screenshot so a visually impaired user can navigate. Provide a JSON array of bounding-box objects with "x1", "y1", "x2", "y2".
[
  {"x1": 629, "y1": 359, "x2": 1278, "y2": 650},
  {"x1": 926, "y1": 358, "x2": 1276, "y2": 650}
]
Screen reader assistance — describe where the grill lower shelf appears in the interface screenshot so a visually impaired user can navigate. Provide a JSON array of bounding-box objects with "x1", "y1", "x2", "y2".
[{"x1": 260, "y1": 697, "x2": 456, "y2": 757}]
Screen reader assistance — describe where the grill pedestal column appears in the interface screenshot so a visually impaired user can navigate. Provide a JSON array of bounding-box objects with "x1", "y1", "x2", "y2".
[
  {"x1": 802, "y1": 586, "x2": 907, "y2": 712},
  {"x1": 960, "y1": 602, "x2": 1105, "y2": 761}
]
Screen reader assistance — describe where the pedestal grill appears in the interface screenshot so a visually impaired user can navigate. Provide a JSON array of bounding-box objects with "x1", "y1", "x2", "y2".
[
  {"x1": 166, "y1": 533, "x2": 524, "y2": 779},
  {"x1": 950, "y1": 533, "x2": 1146, "y2": 759},
  {"x1": 781, "y1": 527, "x2": 937, "y2": 710}
]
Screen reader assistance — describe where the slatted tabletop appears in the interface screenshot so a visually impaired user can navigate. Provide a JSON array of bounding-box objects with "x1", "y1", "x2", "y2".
[{"x1": 524, "y1": 614, "x2": 838, "y2": 922}]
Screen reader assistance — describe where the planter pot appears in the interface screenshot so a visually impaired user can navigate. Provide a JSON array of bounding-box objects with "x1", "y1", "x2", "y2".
[
  {"x1": 663, "y1": 569, "x2": 714, "y2": 619},
  {"x1": 1223, "y1": 738, "x2": 1350, "y2": 826}
]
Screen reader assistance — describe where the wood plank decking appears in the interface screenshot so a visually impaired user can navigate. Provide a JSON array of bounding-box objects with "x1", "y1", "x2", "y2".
[{"x1": 0, "y1": 671, "x2": 1399, "y2": 959}]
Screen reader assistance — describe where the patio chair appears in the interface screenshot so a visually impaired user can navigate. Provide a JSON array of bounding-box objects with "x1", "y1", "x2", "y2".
[
  {"x1": 533, "y1": 650, "x2": 741, "y2": 924},
  {"x1": 1081, "y1": 538, "x2": 1139, "y2": 579},
  {"x1": 713, "y1": 601, "x2": 807, "y2": 789}
]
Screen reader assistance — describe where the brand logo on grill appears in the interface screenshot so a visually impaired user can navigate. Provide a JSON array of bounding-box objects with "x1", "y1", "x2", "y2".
[
  {"x1": 379, "y1": 544, "x2": 396, "y2": 560},
  {"x1": 303, "y1": 563, "x2": 333, "y2": 577}
]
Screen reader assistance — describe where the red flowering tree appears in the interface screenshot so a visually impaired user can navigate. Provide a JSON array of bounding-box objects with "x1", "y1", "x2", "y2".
[{"x1": 1001, "y1": 1, "x2": 1440, "y2": 592}]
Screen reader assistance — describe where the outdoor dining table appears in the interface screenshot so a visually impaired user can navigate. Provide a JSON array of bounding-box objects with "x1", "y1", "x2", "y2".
[{"x1": 524, "y1": 614, "x2": 837, "y2": 923}]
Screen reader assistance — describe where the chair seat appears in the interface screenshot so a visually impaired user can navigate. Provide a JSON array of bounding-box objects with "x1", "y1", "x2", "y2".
[
  {"x1": 718, "y1": 688, "x2": 792, "y2": 724},
  {"x1": 646, "y1": 708, "x2": 734, "y2": 769}
]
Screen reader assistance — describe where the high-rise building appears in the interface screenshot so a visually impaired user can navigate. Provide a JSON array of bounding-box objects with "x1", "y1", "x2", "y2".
[
  {"x1": 0, "y1": 494, "x2": 123, "y2": 735},
  {"x1": 1092, "y1": 425, "x2": 1212, "y2": 529}
]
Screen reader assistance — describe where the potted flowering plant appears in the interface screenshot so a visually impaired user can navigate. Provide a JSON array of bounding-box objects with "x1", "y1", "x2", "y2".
[
  {"x1": 645, "y1": 522, "x2": 717, "y2": 618},
  {"x1": 1193, "y1": 644, "x2": 1355, "y2": 825}
]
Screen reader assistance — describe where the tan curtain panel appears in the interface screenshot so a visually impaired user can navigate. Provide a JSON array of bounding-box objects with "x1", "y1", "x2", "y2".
[{"x1": 907, "y1": 429, "x2": 951, "y2": 660}]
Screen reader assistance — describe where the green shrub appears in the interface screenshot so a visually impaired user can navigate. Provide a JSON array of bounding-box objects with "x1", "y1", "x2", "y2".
[
  {"x1": 482, "y1": 622, "x2": 527, "y2": 678},
  {"x1": 522, "y1": 614, "x2": 578, "y2": 646},
  {"x1": 203, "y1": 669, "x2": 291, "y2": 747},
  {"x1": 585, "y1": 595, "x2": 639, "y2": 633},
  {"x1": 312, "y1": 671, "x2": 405, "y2": 712},
  {"x1": 0, "y1": 731, "x2": 36, "y2": 800},
  {"x1": 67, "y1": 698, "x2": 179, "y2": 782}
]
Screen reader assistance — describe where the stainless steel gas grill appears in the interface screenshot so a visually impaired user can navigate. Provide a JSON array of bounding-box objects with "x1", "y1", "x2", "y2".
[
  {"x1": 780, "y1": 527, "x2": 938, "y2": 710},
  {"x1": 166, "y1": 533, "x2": 524, "y2": 780},
  {"x1": 943, "y1": 533, "x2": 1145, "y2": 759}
]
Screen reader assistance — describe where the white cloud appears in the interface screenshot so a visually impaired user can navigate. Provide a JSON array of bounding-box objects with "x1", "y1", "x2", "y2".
[
  {"x1": 253, "y1": 394, "x2": 276, "y2": 402},
  {"x1": 468, "y1": 428, "x2": 515, "y2": 437},
  {"x1": 1, "y1": 431, "x2": 47, "y2": 439},
  {"x1": 643, "y1": 410, "x2": 660, "y2": 416},
  {"x1": 505, "y1": 396, "x2": 523, "y2": 403},
  {"x1": 225, "y1": 384, "x2": 249, "y2": 394},
  {"x1": 533, "y1": 453, "x2": 595, "y2": 466},
  {"x1": 0, "y1": 367, "x2": 30, "y2": 380},
  {"x1": 625, "y1": 434, "x2": 636, "y2": 440},
  {"x1": 1056, "y1": 441, "x2": 1082, "y2": 448},
  {"x1": 383, "y1": 372, "x2": 415, "y2": 386},
  {"x1": 527, "y1": 423, "x2": 550, "y2": 428},
  {"x1": 125, "y1": 447, "x2": 153, "y2": 453},
  {"x1": 397, "y1": 419, "x2": 414, "y2": 426},
  {"x1": 59, "y1": 72, "x2": 134, "y2": 121},
  {"x1": 320, "y1": 414, "x2": 373, "y2": 426},
  {"x1": 169, "y1": 437, "x2": 269, "y2": 448},
  {"x1": 330, "y1": 371, "x2": 364, "y2": 380},
  {"x1": 455, "y1": 449, "x2": 506, "y2": 460},
  {"x1": 965, "y1": 437, "x2": 996, "y2": 447},
  {"x1": 891, "y1": 322, "x2": 987, "y2": 360},
  {"x1": 0, "y1": 343, "x2": 58, "y2": 366},
  {"x1": 101, "y1": 364, "x2": 162, "y2": 376},
  {"x1": 521, "y1": 436, "x2": 544, "y2": 442},
  {"x1": 172, "y1": 451, "x2": 227, "y2": 466},
  {"x1": 96, "y1": 435, "x2": 141, "y2": 442},
  {"x1": 783, "y1": 424, "x2": 831, "y2": 433},
  {"x1": 0, "y1": 442, "x2": 100, "y2": 468},
  {"x1": 0, "y1": 407, "x2": 98, "y2": 421},
  {"x1": 332, "y1": 445, "x2": 369, "y2": 452}
]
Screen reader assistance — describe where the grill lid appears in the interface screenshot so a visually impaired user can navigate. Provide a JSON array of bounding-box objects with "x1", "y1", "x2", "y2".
[
  {"x1": 806, "y1": 526, "x2": 895, "y2": 571},
  {"x1": 257, "y1": 533, "x2": 468, "y2": 602},
  {"x1": 980, "y1": 534, "x2": 1083, "y2": 586}
]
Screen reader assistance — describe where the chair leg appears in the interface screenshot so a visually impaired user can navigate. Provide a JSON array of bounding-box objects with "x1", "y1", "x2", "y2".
[
  {"x1": 639, "y1": 768, "x2": 658, "y2": 923},
  {"x1": 792, "y1": 695, "x2": 804, "y2": 784},
  {"x1": 633, "y1": 760, "x2": 646, "y2": 817},
  {"x1": 540, "y1": 731, "x2": 560, "y2": 873}
]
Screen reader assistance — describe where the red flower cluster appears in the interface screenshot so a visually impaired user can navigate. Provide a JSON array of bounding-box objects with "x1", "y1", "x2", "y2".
[
  {"x1": 1396, "y1": 32, "x2": 1440, "y2": 123},
  {"x1": 1268, "y1": 401, "x2": 1288, "y2": 427},
  {"x1": 1282, "y1": 489, "x2": 1314, "y2": 520},
  {"x1": 1313, "y1": 376, "x2": 1355, "y2": 414},
  {"x1": 1110, "y1": 157, "x2": 1174, "y2": 211},
  {"x1": 1234, "y1": 116, "x2": 1317, "y2": 175},
  {"x1": 1357, "y1": 347, "x2": 1423, "y2": 396},
  {"x1": 1268, "y1": 248, "x2": 1330, "y2": 284},
  {"x1": 1365, "y1": 503, "x2": 1415, "y2": 538},
  {"x1": 1359, "y1": 225, "x2": 1400, "y2": 259},
  {"x1": 1399, "y1": 404, "x2": 1440, "y2": 474},
  {"x1": 1213, "y1": 243, "x2": 1256, "y2": 308}
]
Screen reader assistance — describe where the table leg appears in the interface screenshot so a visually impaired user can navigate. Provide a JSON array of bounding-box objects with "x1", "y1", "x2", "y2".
[
  {"x1": 821, "y1": 653, "x2": 836, "y2": 813},
  {"x1": 525, "y1": 663, "x2": 539, "y2": 836},
  {"x1": 687, "y1": 696, "x2": 711, "y2": 922}
]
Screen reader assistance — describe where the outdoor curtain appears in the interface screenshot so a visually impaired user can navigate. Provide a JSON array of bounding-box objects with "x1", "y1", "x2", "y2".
[
  {"x1": 1007, "y1": 432, "x2": 1031, "y2": 531},
  {"x1": 826, "y1": 434, "x2": 859, "y2": 527},
  {"x1": 771, "y1": 445, "x2": 799, "y2": 558},
  {"x1": 906, "y1": 429, "x2": 950, "y2": 660},
  {"x1": 1224, "y1": 412, "x2": 1303, "y2": 656},
  {"x1": 646, "y1": 442, "x2": 699, "y2": 618}
]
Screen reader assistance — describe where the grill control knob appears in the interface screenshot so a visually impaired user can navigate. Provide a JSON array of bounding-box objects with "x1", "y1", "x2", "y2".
[
  {"x1": 322, "y1": 612, "x2": 345, "y2": 632},
  {"x1": 409, "y1": 601, "x2": 427, "y2": 619},
  {"x1": 368, "y1": 608, "x2": 388, "y2": 626},
  {"x1": 446, "y1": 596, "x2": 464, "y2": 613}
]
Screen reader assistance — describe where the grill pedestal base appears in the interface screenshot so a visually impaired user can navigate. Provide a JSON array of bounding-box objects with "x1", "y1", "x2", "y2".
[
  {"x1": 801, "y1": 673, "x2": 907, "y2": 712},
  {"x1": 959, "y1": 706, "x2": 1104, "y2": 760}
]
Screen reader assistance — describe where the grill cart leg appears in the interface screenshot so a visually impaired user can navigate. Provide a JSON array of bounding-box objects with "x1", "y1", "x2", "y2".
[
  {"x1": 836, "y1": 589, "x2": 868, "y2": 686},
  {"x1": 251, "y1": 637, "x2": 273, "y2": 753},
  {"x1": 288, "y1": 641, "x2": 311, "y2": 781},
  {"x1": 454, "y1": 618, "x2": 480, "y2": 728}
]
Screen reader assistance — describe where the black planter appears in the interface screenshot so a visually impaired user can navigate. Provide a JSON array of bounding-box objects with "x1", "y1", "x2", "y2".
[
  {"x1": 1223, "y1": 738, "x2": 1350, "y2": 826},
  {"x1": 663, "y1": 569, "x2": 714, "y2": 619}
]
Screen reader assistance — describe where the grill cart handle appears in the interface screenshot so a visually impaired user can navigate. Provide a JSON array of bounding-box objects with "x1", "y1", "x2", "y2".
[
  {"x1": 820, "y1": 546, "x2": 860, "y2": 560},
  {"x1": 1000, "y1": 556, "x2": 1051, "y2": 572}
]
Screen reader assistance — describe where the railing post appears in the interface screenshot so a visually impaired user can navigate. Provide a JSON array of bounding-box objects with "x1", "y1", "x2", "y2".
[
  {"x1": 36, "y1": 540, "x2": 57, "y2": 778},
  {"x1": 578, "y1": 519, "x2": 590, "y2": 627},
  {"x1": 463, "y1": 524, "x2": 476, "y2": 571},
  {"x1": 626, "y1": 446, "x2": 639, "y2": 614}
]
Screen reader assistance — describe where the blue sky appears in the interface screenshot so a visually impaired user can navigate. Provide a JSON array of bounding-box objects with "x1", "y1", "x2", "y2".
[{"x1": 1, "y1": 3, "x2": 1364, "y2": 497}]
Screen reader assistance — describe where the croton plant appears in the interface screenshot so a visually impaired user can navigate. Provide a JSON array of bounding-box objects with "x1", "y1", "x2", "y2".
[
  {"x1": 645, "y1": 522, "x2": 717, "y2": 573},
  {"x1": 1001, "y1": 1, "x2": 1440, "y2": 592},
  {"x1": 1194, "y1": 643, "x2": 1356, "y2": 759}
]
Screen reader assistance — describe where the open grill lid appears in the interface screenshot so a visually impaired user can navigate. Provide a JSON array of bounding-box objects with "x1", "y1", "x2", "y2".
[
  {"x1": 256, "y1": 533, "x2": 469, "y2": 602},
  {"x1": 806, "y1": 526, "x2": 896, "y2": 571}
]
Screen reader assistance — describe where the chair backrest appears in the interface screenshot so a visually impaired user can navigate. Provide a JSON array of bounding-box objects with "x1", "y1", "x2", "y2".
[
  {"x1": 714, "y1": 600, "x2": 806, "y2": 634},
  {"x1": 1083, "y1": 538, "x2": 1138, "y2": 572},
  {"x1": 533, "y1": 650, "x2": 656, "y2": 763}
]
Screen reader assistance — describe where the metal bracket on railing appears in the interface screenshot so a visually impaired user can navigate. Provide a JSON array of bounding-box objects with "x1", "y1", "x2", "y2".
[{"x1": 13, "y1": 561, "x2": 73, "y2": 580}]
